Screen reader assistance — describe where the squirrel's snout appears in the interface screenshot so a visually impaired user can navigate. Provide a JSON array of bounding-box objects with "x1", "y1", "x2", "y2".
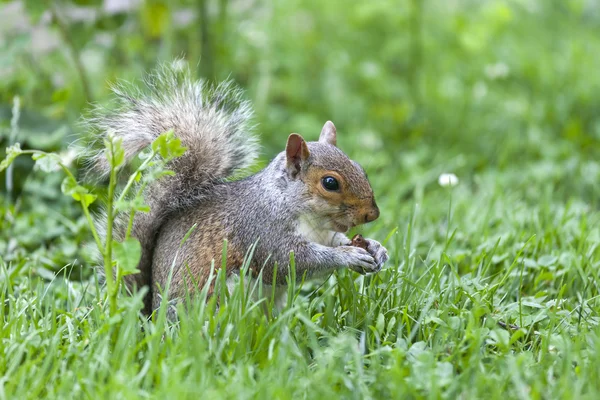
[{"x1": 364, "y1": 205, "x2": 380, "y2": 223}]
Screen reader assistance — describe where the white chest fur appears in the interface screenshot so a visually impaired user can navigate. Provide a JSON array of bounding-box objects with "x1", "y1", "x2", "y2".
[{"x1": 295, "y1": 215, "x2": 339, "y2": 246}]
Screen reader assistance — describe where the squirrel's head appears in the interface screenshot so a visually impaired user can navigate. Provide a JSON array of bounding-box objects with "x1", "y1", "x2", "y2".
[{"x1": 285, "y1": 121, "x2": 379, "y2": 233}]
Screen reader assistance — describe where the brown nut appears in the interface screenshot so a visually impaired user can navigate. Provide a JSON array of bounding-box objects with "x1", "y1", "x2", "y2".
[{"x1": 351, "y1": 234, "x2": 368, "y2": 250}]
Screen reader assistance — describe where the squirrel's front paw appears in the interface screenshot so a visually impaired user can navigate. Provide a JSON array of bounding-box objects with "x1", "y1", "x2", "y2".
[
  {"x1": 339, "y1": 246, "x2": 379, "y2": 274},
  {"x1": 364, "y1": 239, "x2": 389, "y2": 269}
]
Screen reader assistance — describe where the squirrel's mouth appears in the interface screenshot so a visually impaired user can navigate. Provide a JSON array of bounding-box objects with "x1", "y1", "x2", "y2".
[{"x1": 331, "y1": 222, "x2": 349, "y2": 233}]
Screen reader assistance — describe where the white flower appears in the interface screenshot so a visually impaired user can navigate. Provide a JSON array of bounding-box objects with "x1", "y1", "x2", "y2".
[{"x1": 438, "y1": 173, "x2": 459, "y2": 187}]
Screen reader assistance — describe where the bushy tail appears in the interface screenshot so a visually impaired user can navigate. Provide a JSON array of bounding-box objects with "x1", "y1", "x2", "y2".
[{"x1": 84, "y1": 60, "x2": 259, "y2": 314}]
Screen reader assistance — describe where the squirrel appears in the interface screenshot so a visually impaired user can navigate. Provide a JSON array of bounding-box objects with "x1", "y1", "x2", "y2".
[{"x1": 85, "y1": 61, "x2": 389, "y2": 315}]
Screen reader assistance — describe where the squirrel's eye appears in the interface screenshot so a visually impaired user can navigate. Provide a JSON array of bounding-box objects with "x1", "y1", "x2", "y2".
[{"x1": 321, "y1": 176, "x2": 340, "y2": 191}]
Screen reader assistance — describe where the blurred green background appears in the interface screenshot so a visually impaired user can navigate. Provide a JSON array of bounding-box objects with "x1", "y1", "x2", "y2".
[
  {"x1": 1, "y1": 0, "x2": 599, "y2": 274},
  {"x1": 2, "y1": 2, "x2": 600, "y2": 396}
]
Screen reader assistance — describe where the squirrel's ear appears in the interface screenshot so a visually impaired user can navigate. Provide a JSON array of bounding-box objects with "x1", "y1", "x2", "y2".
[
  {"x1": 319, "y1": 121, "x2": 337, "y2": 146},
  {"x1": 286, "y1": 133, "x2": 310, "y2": 177}
]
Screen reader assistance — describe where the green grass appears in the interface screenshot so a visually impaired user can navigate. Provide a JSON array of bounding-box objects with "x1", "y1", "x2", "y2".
[
  {"x1": 2, "y1": 0, "x2": 600, "y2": 398},
  {"x1": 2, "y1": 142, "x2": 599, "y2": 399}
]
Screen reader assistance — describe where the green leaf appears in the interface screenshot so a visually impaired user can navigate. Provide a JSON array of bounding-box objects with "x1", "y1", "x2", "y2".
[
  {"x1": 386, "y1": 316, "x2": 396, "y2": 335},
  {"x1": 144, "y1": 168, "x2": 175, "y2": 183},
  {"x1": 130, "y1": 196, "x2": 151, "y2": 213},
  {"x1": 165, "y1": 137, "x2": 187, "y2": 161},
  {"x1": 376, "y1": 313, "x2": 385, "y2": 334},
  {"x1": 113, "y1": 238, "x2": 142, "y2": 276},
  {"x1": 33, "y1": 153, "x2": 61, "y2": 172},
  {"x1": 79, "y1": 193, "x2": 98, "y2": 207},
  {"x1": 114, "y1": 146, "x2": 125, "y2": 168},
  {"x1": 61, "y1": 175, "x2": 77, "y2": 195},
  {"x1": 509, "y1": 330, "x2": 525, "y2": 345},
  {"x1": 0, "y1": 143, "x2": 23, "y2": 172},
  {"x1": 61, "y1": 176, "x2": 97, "y2": 207},
  {"x1": 115, "y1": 197, "x2": 150, "y2": 213},
  {"x1": 151, "y1": 130, "x2": 187, "y2": 162},
  {"x1": 104, "y1": 134, "x2": 125, "y2": 168},
  {"x1": 151, "y1": 131, "x2": 167, "y2": 155}
]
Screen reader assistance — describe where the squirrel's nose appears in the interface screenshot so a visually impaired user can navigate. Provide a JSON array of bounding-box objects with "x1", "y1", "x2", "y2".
[{"x1": 365, "y1": 205, "x2": 380, "y2": 223}]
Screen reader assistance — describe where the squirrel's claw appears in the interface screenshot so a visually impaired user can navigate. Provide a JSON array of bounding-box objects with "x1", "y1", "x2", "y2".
[
  {"x1": 365, "y1": 239, "x2": 389, "y2": 270},
  {"x1": 341, "y1": 246, "x2": 379, "y2": 274}
]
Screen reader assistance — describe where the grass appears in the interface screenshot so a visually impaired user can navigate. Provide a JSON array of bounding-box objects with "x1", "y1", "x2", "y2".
[
  {"x1": 2, "y1": 0, "x2": 600, "y2": 398},
  {"x1": 1, "y1": 148, "x2": 599, "y2": 398}
]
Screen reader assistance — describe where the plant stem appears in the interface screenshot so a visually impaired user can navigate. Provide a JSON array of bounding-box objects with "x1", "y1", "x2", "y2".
[
  {"x1": 124, "y1": 181, "x2": 149, "y2": 239},
  {"x1": 117, "y1": 152, "x2": 155, "y2": 239},
  {"x1": 104, "y1": 141, "x2": 118, "y2": 316},
  {"x1": 58, "y1": 164, "x2": 104, "y2": 253},
  {"x1": 117, "y1": 152, "x2": 155, "y2": 203},
  {"x1": 80, "y1": 200, "x2": 104, "y2": 254}
]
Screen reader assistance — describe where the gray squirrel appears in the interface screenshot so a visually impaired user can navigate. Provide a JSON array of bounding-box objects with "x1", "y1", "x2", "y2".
[{"x1": 86, "y1": 61, "x2": 388, "y2": 315}]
